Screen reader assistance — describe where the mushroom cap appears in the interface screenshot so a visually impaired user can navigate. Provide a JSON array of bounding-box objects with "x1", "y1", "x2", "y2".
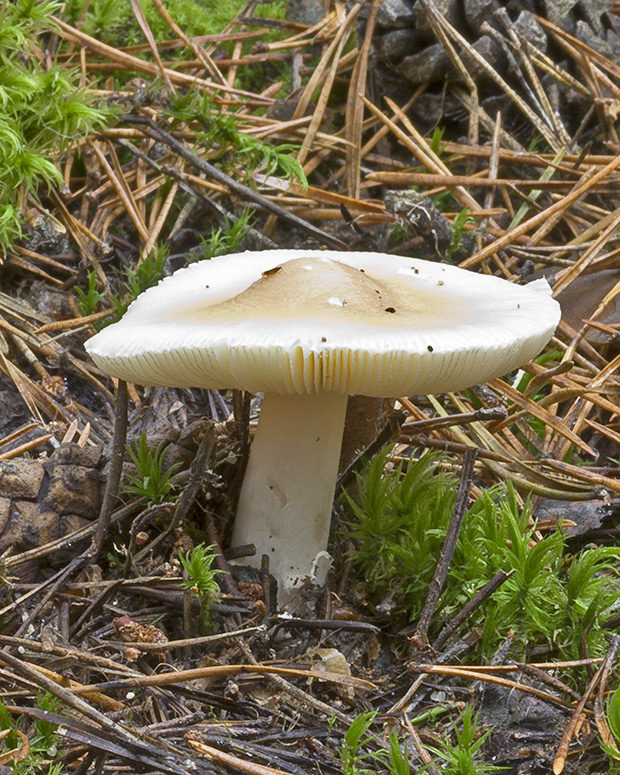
[{"x1": 85, "y1": 250, "x2": 561, "y2": 397}]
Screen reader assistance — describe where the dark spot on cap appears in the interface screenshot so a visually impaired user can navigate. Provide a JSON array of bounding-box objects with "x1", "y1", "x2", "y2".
[
  {"x1": 262, "y1": 265, "x2": 282, "y2": 277},
  {"x1": 321, "y1": 336, "x2": 327, "y2": 342},
  {"x1": 205, "y1": 284, "x2": 209, "y2": 288},
  {"x1": 385, "y1": 306, "x2": 396, "y2": 313},
  {"x1": 411, "y1": 267, "x2": 419, "y2": 274},
  {"x1": 360, "y1": 268, "x2": 366, "y2": 273},
  {"x1": 427, "y1": 345, "x2": 434, "y2": 352}
]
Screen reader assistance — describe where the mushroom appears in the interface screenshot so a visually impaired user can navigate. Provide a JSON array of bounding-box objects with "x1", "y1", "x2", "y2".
[{"x1": 85, "y1": 249, "x2": 561, "y2": 601}]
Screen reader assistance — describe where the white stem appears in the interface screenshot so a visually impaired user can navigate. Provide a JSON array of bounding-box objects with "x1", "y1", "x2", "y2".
[{"x1": 231, "y1": 391, "x2": 348, "y2": 600}]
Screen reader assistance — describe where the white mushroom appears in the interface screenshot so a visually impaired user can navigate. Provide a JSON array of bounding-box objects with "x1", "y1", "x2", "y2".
[{"x1": 85, "y1": 249, "x2": 561, "y2": 601}]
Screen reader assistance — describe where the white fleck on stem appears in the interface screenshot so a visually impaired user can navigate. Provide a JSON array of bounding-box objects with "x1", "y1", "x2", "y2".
[{"x1": 231, "y1": 391, "x2": 348, "y2": 602}]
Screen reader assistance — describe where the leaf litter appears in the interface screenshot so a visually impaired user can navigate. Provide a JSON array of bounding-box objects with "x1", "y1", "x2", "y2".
[{"x1": 0, "y1": 1, "x2": 619, "y2": 773}]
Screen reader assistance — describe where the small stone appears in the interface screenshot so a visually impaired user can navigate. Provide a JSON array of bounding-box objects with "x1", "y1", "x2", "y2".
[
  {"x1": 6, "y1": 501, "x2": 59, "y2": 550},
  {"x1": 414, "y1": 0, "x2": 459, "y2": 36},
  {"x1": 607, "y1": 11, "x2": 620, "y2": 37},
  {"x1": 577, "y1": 0, "x2": 612, "y2": 36},
  {"x1": 540, "y1": 0, "x2": 578, "y2": 32},
  {"x1": 0, "y1": 498, "x2": 10, "y2": 535},
  {"x1": 576, "y1": 19, "x2": 620, "y2": 60},
  {"x1": 376, "y1": 0, "x2": 415, "y2": 30},
  {"x1": 45, "y1": 464, "x2": 101, "y2": 518},
  {"x1": 471, "y1": 35, "x2": 506, "y2": 75},
  {"x1": 384, "y1": 190, "x2": 454, "y2": 259},
  {"x1": 50, "y1": 442, "x2": 102, "y2": 468},
  {"x1": 286, "y1": 0, "x2": 325, "y2": 26},
  {"x1": 604, "y1": 29, "x2": 620, "y2": 64},
  {"x1": 378, "y1": 28, "x2": 420, "y2": 59},
  {"x1": 513, "y1": 11, "x2": 547, "y2": 52},
  {"x1": 399, "y1": 43, "x2": 451, "y2": 84},
  {"x1": 0, "y1": 460, "x2": 45, "y2": 499},
  {"x1": 463, "y1": 0, "x2": 501, "y2": 34}
]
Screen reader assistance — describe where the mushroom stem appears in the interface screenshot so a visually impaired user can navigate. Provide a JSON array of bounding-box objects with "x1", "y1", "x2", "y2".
[{"x1": 231, "y1": 391, "x2": 348, "y2": 600}]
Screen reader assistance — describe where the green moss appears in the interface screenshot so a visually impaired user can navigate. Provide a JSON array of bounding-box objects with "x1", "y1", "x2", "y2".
[
  {"x1": 0, "y1": 0, "x2": 112, "y2": 253},
  {"x1": 344, "y1": 449, "x2": 620, "y2": 660},
  {"x1": 62, "y1": 0, "x2": 286, "y2": 51}
]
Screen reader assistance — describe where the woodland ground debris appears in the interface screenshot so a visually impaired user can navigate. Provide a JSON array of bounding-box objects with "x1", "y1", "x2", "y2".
[{"x1": 0, "y1": 0, "x2": 620, "y2": 773}]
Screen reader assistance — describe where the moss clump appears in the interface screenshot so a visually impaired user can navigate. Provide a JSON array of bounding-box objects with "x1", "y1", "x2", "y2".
[
  {"x1": 344, "y1": 449, "x2": 620, "y2": 659},
  {"x1": 0, "y1": 0, "x2": 111, "y2": 253},
  {"x1": 62, "y1": 0, "x2": 286, "y2": 50}
]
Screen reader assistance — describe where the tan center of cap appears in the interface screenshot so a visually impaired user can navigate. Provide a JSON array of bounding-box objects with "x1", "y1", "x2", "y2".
[{"x1": 168, "y1": 257, "x2": 469, "y2": 328}]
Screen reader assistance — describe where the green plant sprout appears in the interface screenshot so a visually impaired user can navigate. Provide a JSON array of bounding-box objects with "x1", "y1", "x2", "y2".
[
  {"x1": 0, "y1": 0, "x2": 111, "y2": 253},
  {"x1": 383, "y1": 728, "x2": 410, "y2": 775},
  {"x1": 446, "y1": 207, "x2": 475, "y2": 260},
  {"x1": 0, "y1": 692, "x2": 62, "y2": 775},
  {"x1": 200, "y1": 208, "x2": 256, "y2": 262},
  {"x1": 75, "y1": 270, "x2": 108, "y2": 317},
  {"x1": 602, "y1": 684, "x2": 620, "y2": 770},
  {"x1": 123, "y1": 432, "x2": 181, "y2": 506},
  {"x1": 167, "y1": 89, "x2": 307, "y2": 189},
  {"x1": 123, "y1": 245, "x2": 170, "y2": 302},
  {"x1": 112, "y1": 244, "x2": 170, "y2": 318},
  {"x1": 335, "y1": 711, "x2": 383, "y2": 775},
  {"x1": 344, "y1": 449, "x2": 620, "y2": 657},
  {"x1": 335, "y1": 709, "x2": 498, "y2": 775},
  {"x1": 179, "y1": 543, "x2": 223, "y2": 631},
  {"x1": 430, "y1": 125, "x2": 445, "y2": 156},
  {"x1": 419, "y1": 706, "x2": 505, "y2": 775}
]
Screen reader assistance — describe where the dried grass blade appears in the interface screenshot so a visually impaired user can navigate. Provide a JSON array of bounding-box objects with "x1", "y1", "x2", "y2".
[
  {"x1": 129, "y1": 0, "x2": 175, "y2": 93},
  {"x1": 554, "y1": 207, "x2": 620, "y2": 294},
  {"x1": 345, "y1": 0, "x2": 381, "y2": 198},
  {"x1": 293, "y1": 3, "x2": 360, "y2": 121},
  {"x1": 367, "y1": 171, "x2": 580, "y2": 189},
  {"x1": 412, "y1": 665, "x2": 578, "y2": 711},
  {"x1": 149, "y1": 0, "x2": 227, "y2": 85},
  {"x1": 34, "y1": 309, "x2": 114, "y2": 334},
  {"x1": 11, "y1": 245, "x2": 77, "y2": 276},
  {"x1": 88, "y1": 143, "x2": 149, "y2": 244},
  {"x1": 553, "y1": 666, "x2": 601, "y2": 774},
  {"x1": 296, "y1": 7, "x2": 361, "y2": 165},
  {"x1": 487, "y1": 377, "x2": 597, "y2": 457},
  {"x1": 0, "y1": 434, "x2": 54, "y2": 462},
  {"x1": 5, "y1": 253, "x2": 62, "y2": 285},
  {"x1": 51, "y1": 16, "x2": 271, "y2": 103},
  {"x1": 73, "y1": 663, "x2": 376, "y2": 694},
  {"x1": 461, "y1": 153, "x2": 620, "y2": 268},
  {"x1": 188, "y1": 739, "x2": 294, "y2": 775},
  {"x1": 542, "y1": 458, "x2": 620, "y2": 493},
  {"x1": 141, "y1": 176, "x2": 181, "y2": 257}
]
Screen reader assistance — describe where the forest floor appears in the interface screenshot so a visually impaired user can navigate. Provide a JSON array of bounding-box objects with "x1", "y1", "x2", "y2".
[{"x1": 1, "y1": 0, "x2": 620, "y2": 773}]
